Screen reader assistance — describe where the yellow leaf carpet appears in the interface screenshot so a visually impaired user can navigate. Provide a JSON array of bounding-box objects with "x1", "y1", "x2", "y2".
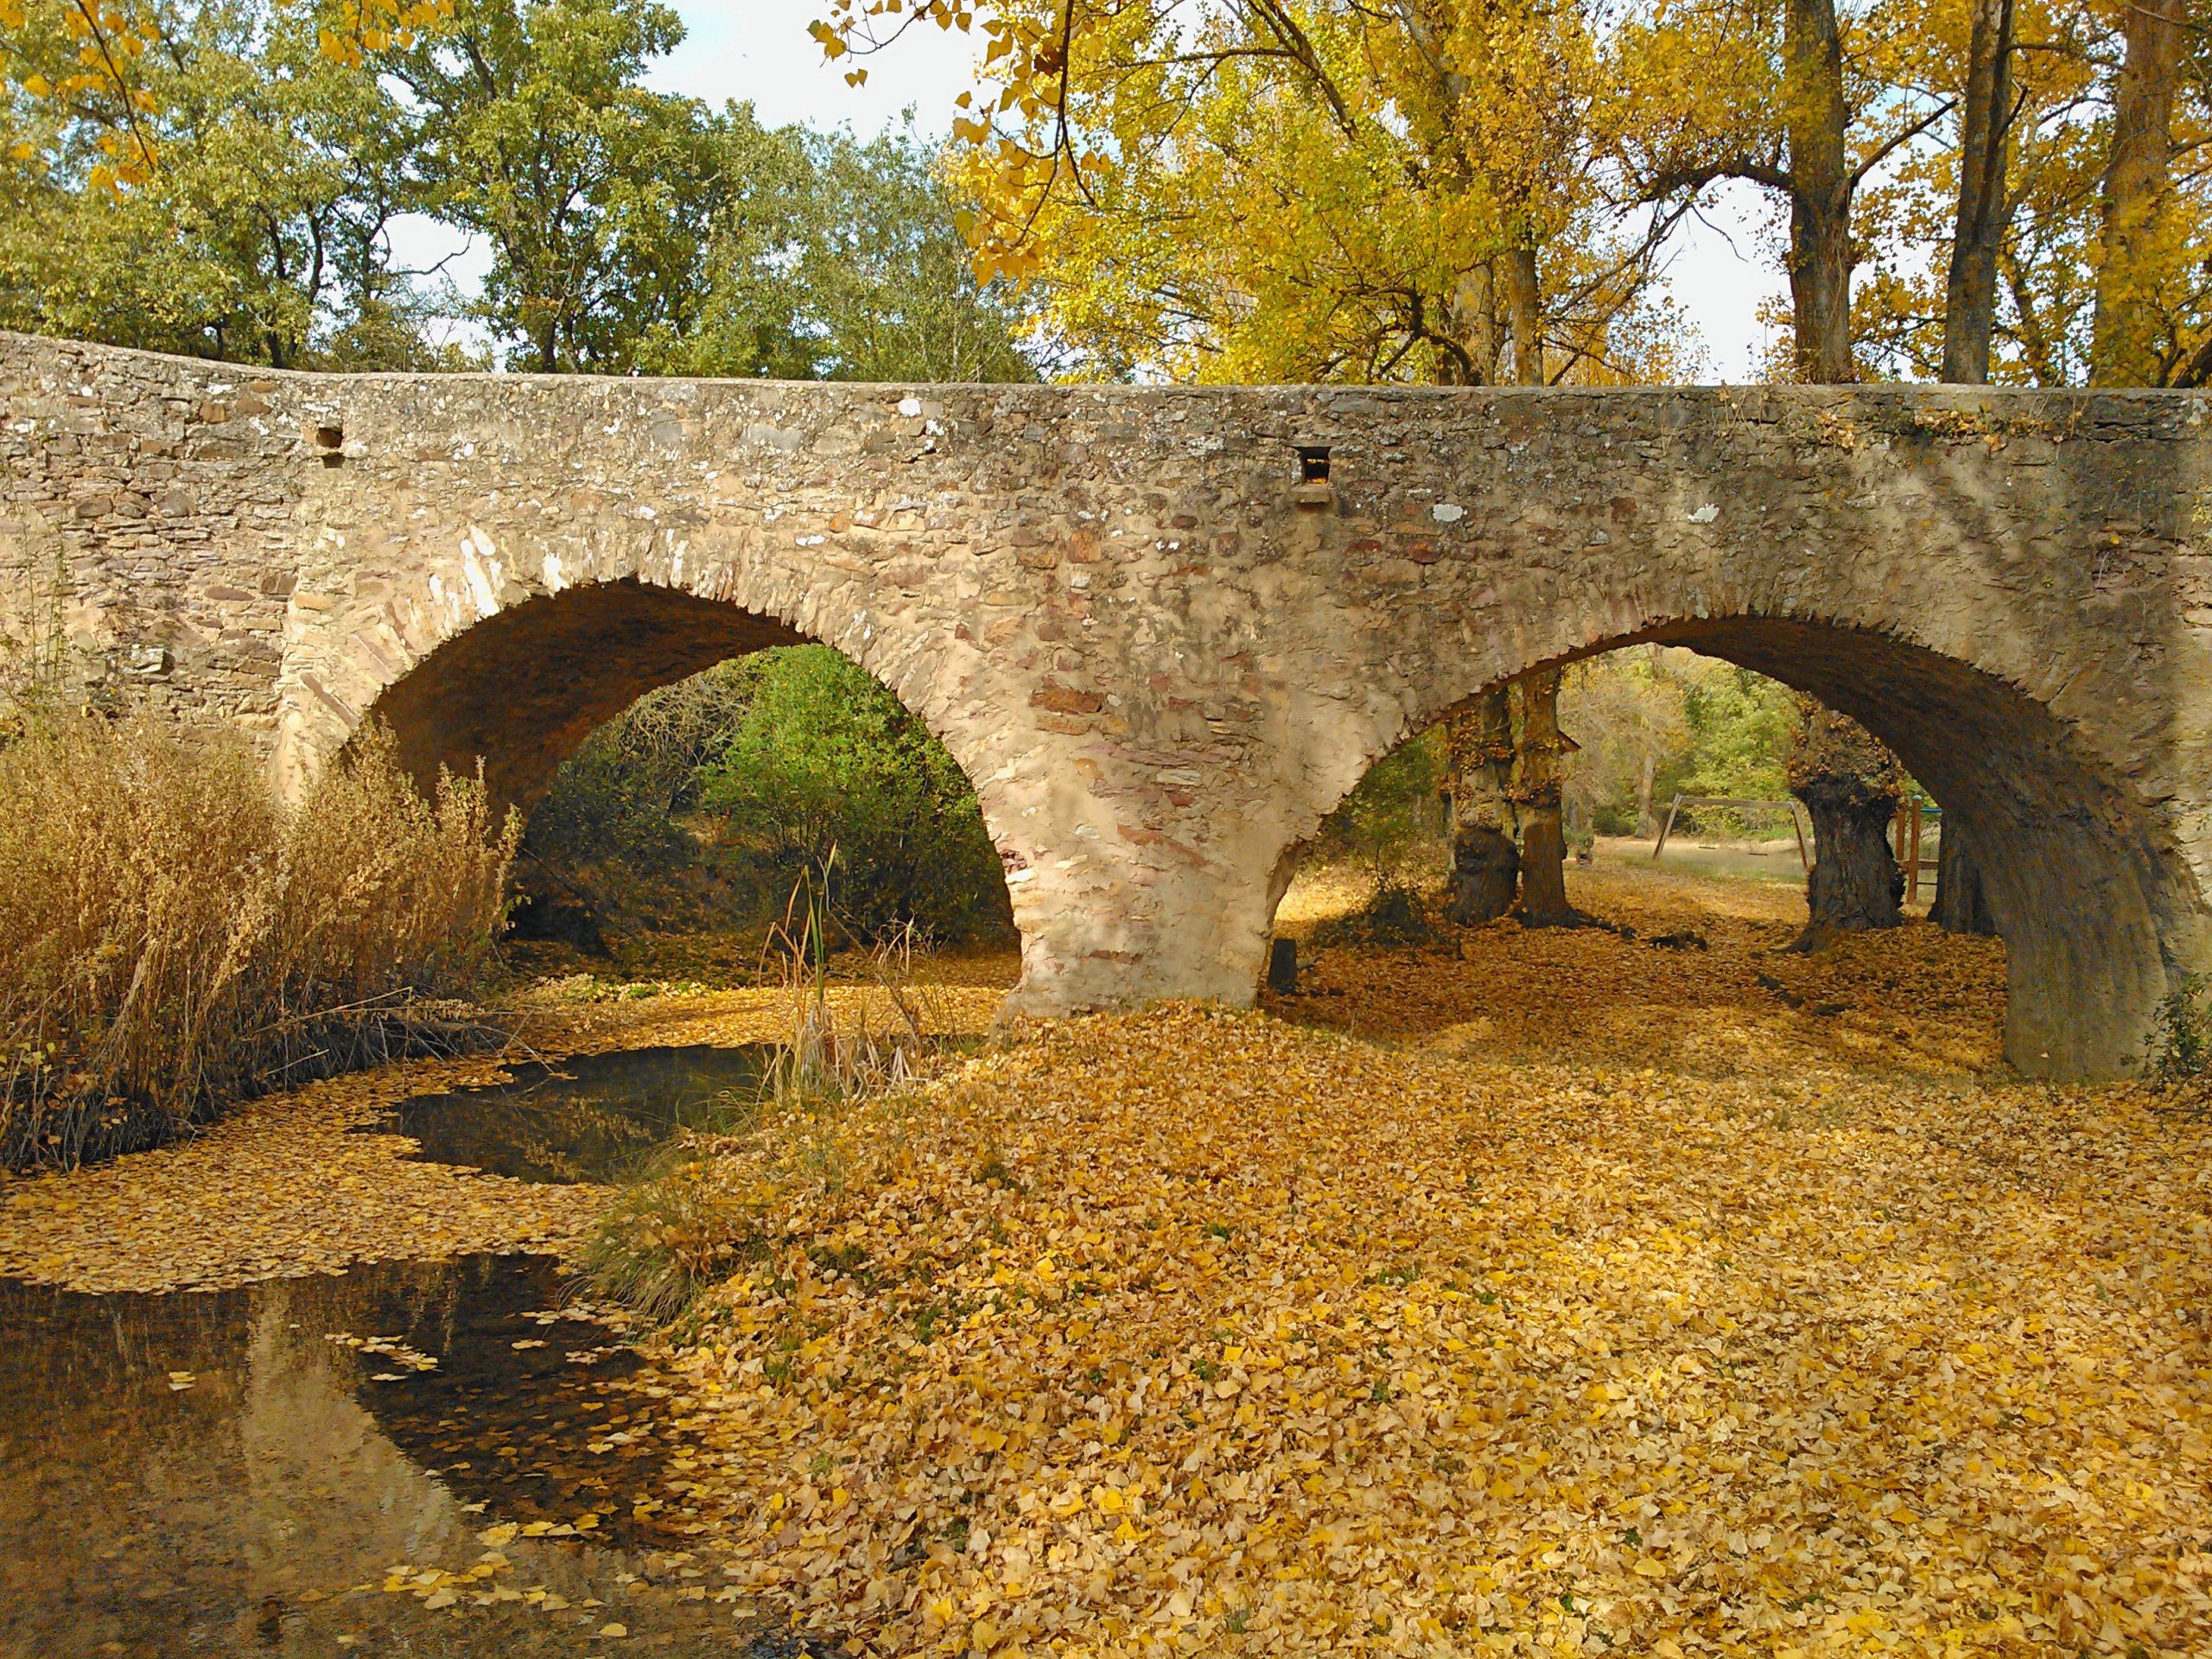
[{"x1": 5, "y1": 867, "x2": 2208, "y2": 1655}]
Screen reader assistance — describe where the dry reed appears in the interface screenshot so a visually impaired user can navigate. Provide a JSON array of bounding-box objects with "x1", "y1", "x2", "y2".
[{"x1": 0, "y1": 713, "x2": 517, "y2": 1168}]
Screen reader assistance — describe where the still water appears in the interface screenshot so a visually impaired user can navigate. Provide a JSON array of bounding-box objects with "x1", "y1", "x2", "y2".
[{"x1": 0, "y1": 1047, "x2": 814, "y2": 1659}]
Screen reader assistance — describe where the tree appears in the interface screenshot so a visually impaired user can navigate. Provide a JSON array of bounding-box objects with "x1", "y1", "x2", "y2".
[
  {"x1": 696, "y1": 647, "x2": 1010, "y2": 943},
  {"x1": 2090, "y1": 0, "x2": 2188, "y2": 383},
  {"x1": 818, "y1": 0, "x2": 1696, "y2": 387},
  {"x1": 1616, "y1": 0, "x2": 1950, "y2": 379},
  {"x1": 1561, "y1": 646, "x2": 1690, "y2": 836},
  {"x1": 1943, "y1": 0, "x2": 2018, "y2": 382},
  {"x1": 1443, "y1": 689, "x2": 1519, "y2": 925},
  {"x1": 639, "y1": 123, "x2": 1038, "y2": 383},
  {"x1": 1852, "y1": 0, "x2": 2211, "y2": 390},
  {"x1": 388, "y1": 0, "x2": 731, "y2": 372},
  {"x1": 1508, "y1": 666, "x2": 1580, "y2": 925},
  {"x1": 1617, "y1": 0, "x2": 1936, "y2": 934},
  {"x1": 1315, "y1": 729, "x2": 1448, "y2": 890},
  {"x1": 1786, "y1": 697, "x2": 1904, "y2": 948},
  {"x1": 0, "y1": 0, "x2": 453, "y2": 366}
]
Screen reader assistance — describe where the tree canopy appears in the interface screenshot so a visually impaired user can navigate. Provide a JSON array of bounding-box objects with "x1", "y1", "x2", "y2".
[{"x1": 0, "y1": 0, "x2": 1037, "y2": 377}]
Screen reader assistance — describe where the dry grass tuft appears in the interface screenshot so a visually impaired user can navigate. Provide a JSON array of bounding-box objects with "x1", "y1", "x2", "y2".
[{"x1": 0, "y1": 713, "x2": 517, "y2": 1168}]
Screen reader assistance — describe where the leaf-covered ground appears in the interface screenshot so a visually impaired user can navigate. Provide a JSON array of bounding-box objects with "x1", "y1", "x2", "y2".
[
  {"x1": 0, "y1": 982, "x2": 1006, "y2": 1294},
  {"x1": 7, "y1": 867, "x2": 2209, "y2": 1655},
  {"x1": 599, "y1": 872, "x2": 2208, "y2": 1657}
]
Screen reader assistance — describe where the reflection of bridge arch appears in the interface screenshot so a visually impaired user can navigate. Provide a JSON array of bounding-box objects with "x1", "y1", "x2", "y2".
[{"x1": 10, "y1": 330, "x2": 2212, "y2": 1075}]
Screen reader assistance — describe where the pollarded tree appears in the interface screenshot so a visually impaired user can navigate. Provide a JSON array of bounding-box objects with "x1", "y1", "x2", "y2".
[
  {"x1": 1611, "y1": 0, "x2": 1941, "y2": 935},
  {"x1": 1786, "y1": 696, "x2": 1904, "y2": 949}
]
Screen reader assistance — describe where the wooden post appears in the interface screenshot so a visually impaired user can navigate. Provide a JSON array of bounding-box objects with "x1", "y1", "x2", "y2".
[
  {"x1": 1906, "y1": 796, "x2": 1923, "y2": 906},
  {"x1": 1652, "y1": 793, "x2": 1684, "y2": 861},
  {"x1": 1791, "y1": 804, "x2": 1810, "y2": 870}
]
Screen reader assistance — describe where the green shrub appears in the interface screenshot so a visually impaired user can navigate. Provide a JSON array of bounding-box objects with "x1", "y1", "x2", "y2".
[
  {"x1": 1316, "y1": 731, "x2": 1447, "y2": 883},
  {"x1": 698, "y1": 647, "x2": 1012, "y2": 944},
  {"x1": 2143, "y1": 973, "x2": 2212, "y2": 1086}
]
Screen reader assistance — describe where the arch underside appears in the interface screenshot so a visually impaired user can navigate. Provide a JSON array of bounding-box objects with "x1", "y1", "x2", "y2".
[
  {"x1": 1463, "y1": 616, "x2": 2206, "y2": 1078},
  {"x1": 365, "y1": 579, "x2": 804, "y2": 812}
]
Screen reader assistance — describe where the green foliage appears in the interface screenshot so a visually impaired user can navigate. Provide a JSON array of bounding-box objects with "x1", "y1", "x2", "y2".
[
  {"x1": 1317, "y1": 730, "x2": 1447, "y2": 882},
  {"x1": 639, "y1": 122, "x2": 1039, "y2": 384},
  {"x1": 2142, "y1": 973, "x2": 2212, "y2": 1086},
  {"x1": 391, "y1": 0, "x2": 721, "y2": 372},
  {"x1": 1563, "y1": 649, "x2": 1798, "y2": 837},
  {"x1": 528, "y1": 646, "x2": 1012, "y2": 947},
  {"x1": 1680, "y1": 664, "x2": 1799, "y2": 805},
  {"x1": 698, "y1": 648, "x2": 1011, "y2": 944},
  {"x1": 0, "y1": 0, "x2": 458, "y2": 367},
  {"x1": 526, "y1": 659, "x2": 753, "y2": 870},
  {"x1": 1, "y1": 0, "x2": 1033, "y2": 379}
]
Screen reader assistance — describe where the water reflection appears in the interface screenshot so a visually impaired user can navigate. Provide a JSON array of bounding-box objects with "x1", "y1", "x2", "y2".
[
  {"x1": 376, "y1": 1046, "x2": 772, "y2": 1184},
  {"x1": 0, "y1": 1043, "x2": 818, "y2": 1658}
]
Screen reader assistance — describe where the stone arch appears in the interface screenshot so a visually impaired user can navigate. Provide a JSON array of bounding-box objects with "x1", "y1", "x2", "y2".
[
  {"x1": 307, "y1": 574, "x2": 1022, "y2": 965},
  {"x1": 1285, "y1": 614, "x2": 2209, "y2": 1080},
  {"x1": 358, "y1": 578, "x2": 805, "y2": 812}
]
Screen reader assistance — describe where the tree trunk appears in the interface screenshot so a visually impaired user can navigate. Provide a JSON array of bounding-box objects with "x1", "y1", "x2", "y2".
[
  {"x1": 1445, "y1": 688, "x2": 1518, "y2": 925},
  {"x1": 1510, "y1": 667, "x2": 1580, "y2": 926},
  {"x1": 1788, "y1": 697, "x2": 1904, "y2": 948},
  {"x1": 1783, "y1": 0, "x2": 1856, "y2": 382},
  {"x1": 1502, "y1": 245, "x2": 1544, "y2": 385},
  {"x1": 1635, "y1": 748, "x2": 1657, "y2": 839},
  {"x1": 1942, "y1": 0, "x2": 2015, "y2": 384},
  {"x1": 2090, "y1": 0, "x2": 2184, "y2": 385},
  {"x1": 1794, "y1": 772, "x2": 1904, "y2": 949},
  {"x1": 1930, "y1": 817, "x2": 1997, "y2": 936},
  {"x1": 1447, "y1": 259, "x2": 1500, "y2": 385}
]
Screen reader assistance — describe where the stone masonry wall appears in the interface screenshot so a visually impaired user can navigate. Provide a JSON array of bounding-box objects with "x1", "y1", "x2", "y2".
[{"x1": 7, "y1": 329, "x2": 2212, "y2": 1078}]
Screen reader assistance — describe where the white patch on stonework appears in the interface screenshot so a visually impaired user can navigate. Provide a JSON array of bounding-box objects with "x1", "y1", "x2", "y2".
[
  {"x1": 461, "y1": 526, "x2": 502, "y2": 616},
  {"x1": 898, "y1": 397, "x2": 924, "y2": 417},
  {"x1": 1687, "y1": 503, "x2": 1719, "y2": 524},
  {"x1": 543, "y1": 551, "x2": 567, "y2": 592},
  {"x1": 1431, "y1": 503, "x2": 1465, "y2": 524}
]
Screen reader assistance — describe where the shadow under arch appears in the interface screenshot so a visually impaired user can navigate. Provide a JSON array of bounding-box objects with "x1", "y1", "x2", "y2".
[
  {"x1": 359, "y1": 577, "x2": 808, "y2": 813},
  {"x1": 1376, "y1": 617, "x2": 2210, "y2": 1080},
  {"x1": 348, "y1": 574, "x2": 1021, "y2": 956}
]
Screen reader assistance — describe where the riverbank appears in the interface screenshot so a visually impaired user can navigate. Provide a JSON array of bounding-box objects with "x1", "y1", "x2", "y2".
[{"x1": 0, "y1": 977, "x2": 1008, "y2": 1295}]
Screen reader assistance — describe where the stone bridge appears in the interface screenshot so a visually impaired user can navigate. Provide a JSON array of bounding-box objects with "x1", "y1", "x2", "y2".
[{"x1": 7, "y1": 329, "x2": 2212, "y2": 1079}]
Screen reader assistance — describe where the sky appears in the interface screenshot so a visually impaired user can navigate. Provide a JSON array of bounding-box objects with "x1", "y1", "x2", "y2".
[{"x1": 403, "y1": 0, "x2": 1787, "y2": 381}]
